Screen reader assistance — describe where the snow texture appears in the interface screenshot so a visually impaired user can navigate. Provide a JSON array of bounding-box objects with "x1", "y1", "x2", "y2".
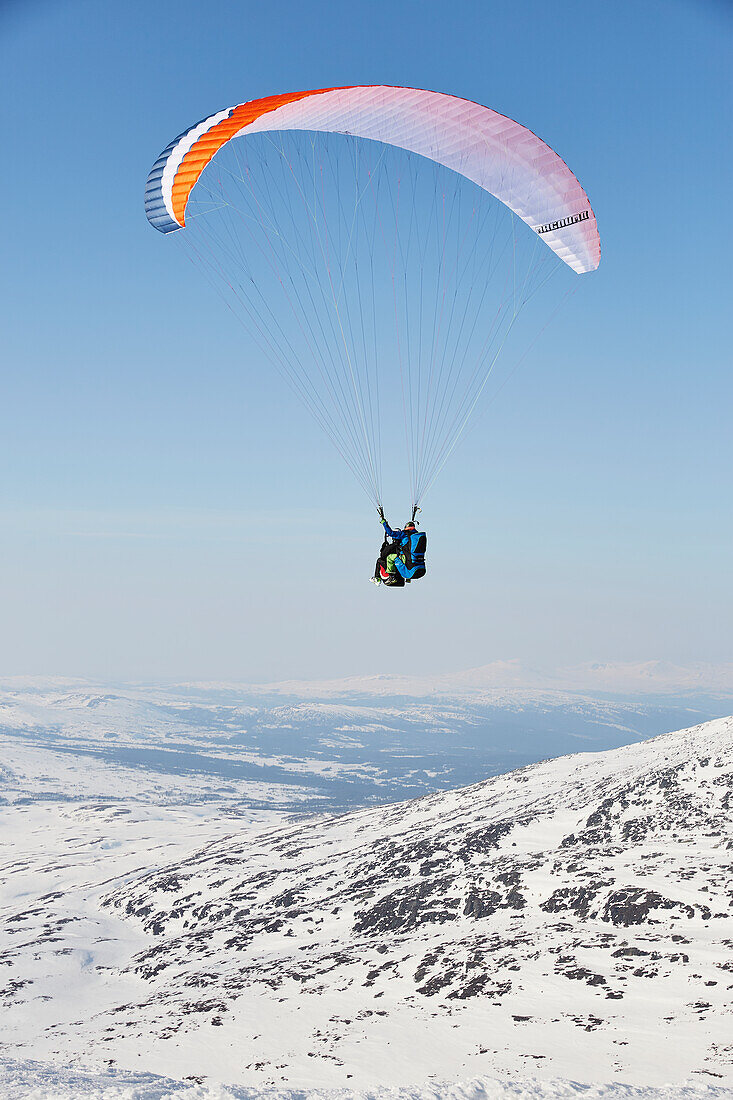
[{"x1": 0, "y1": 1058, "x2": 731, "y2": 1099}]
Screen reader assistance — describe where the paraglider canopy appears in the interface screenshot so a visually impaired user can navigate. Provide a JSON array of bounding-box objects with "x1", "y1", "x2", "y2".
[
  {"x1": 145, "y1": 86, "x2": 600, "y2": 512},
  {"x1": 146, "y1": 85, "x2": 600, "y2": 272}
]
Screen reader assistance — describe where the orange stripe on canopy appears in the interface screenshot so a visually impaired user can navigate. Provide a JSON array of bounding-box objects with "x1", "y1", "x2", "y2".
[{"x1": 171, "y1": 88, "x2": 340, "y2": 227}]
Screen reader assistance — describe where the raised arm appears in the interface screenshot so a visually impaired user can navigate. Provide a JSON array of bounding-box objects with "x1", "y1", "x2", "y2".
[{"x1": 382, "y1": 520, "x2": 403, "y2": 540}]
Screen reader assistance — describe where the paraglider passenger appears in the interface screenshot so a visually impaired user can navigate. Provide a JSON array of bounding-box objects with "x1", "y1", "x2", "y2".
[{"x1": 373, "y1": 529, "x2": 403, "y2": 586}]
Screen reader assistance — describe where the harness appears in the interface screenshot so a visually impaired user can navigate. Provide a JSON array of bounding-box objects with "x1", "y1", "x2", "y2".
[
  {"x1": 401, "y1": 531, "x2": 427, "y2": 571},
  {"x1": 412, "y1": 532, "x2": 427, "y2": 566}
]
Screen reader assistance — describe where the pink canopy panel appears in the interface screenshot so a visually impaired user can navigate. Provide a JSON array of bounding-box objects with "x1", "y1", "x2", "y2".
[{"x1": 145, "y1": 85, "x2": 600, "y2": 274}]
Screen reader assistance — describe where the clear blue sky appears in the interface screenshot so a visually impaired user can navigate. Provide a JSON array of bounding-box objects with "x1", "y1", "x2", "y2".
[{"x1": 1, "y1": 0, "x2": 730, "y2": 681}]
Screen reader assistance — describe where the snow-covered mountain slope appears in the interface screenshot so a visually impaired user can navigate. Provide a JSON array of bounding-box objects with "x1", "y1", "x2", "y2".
[
  {"x1": 2, "y1": 717, "x2": 729, "y2": 1094},
  {"x1": 0, "y1": 800, "x2": 287, "y2": 1091}
]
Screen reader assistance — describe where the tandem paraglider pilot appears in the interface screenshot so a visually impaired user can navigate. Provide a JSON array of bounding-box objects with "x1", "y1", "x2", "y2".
[{"x1": 372, "y1": 511, "x2": 427, "y2": 588}]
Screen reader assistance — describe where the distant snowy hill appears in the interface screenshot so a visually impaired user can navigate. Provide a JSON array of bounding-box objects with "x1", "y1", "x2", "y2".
[
  {"x1": 1, "y1": 716, "x2": 731, "y2": 1096},
  {"x1": 178, "y1": 658, "x2": 733, "y2": 700},
  {"x1": 0, "y1": 676, "x2": 724, "y2": 812}
]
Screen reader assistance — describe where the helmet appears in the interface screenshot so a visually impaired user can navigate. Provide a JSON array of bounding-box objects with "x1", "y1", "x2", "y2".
[{"x1": 404, "y1": 521, "x2": 416, "y2": 530}]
